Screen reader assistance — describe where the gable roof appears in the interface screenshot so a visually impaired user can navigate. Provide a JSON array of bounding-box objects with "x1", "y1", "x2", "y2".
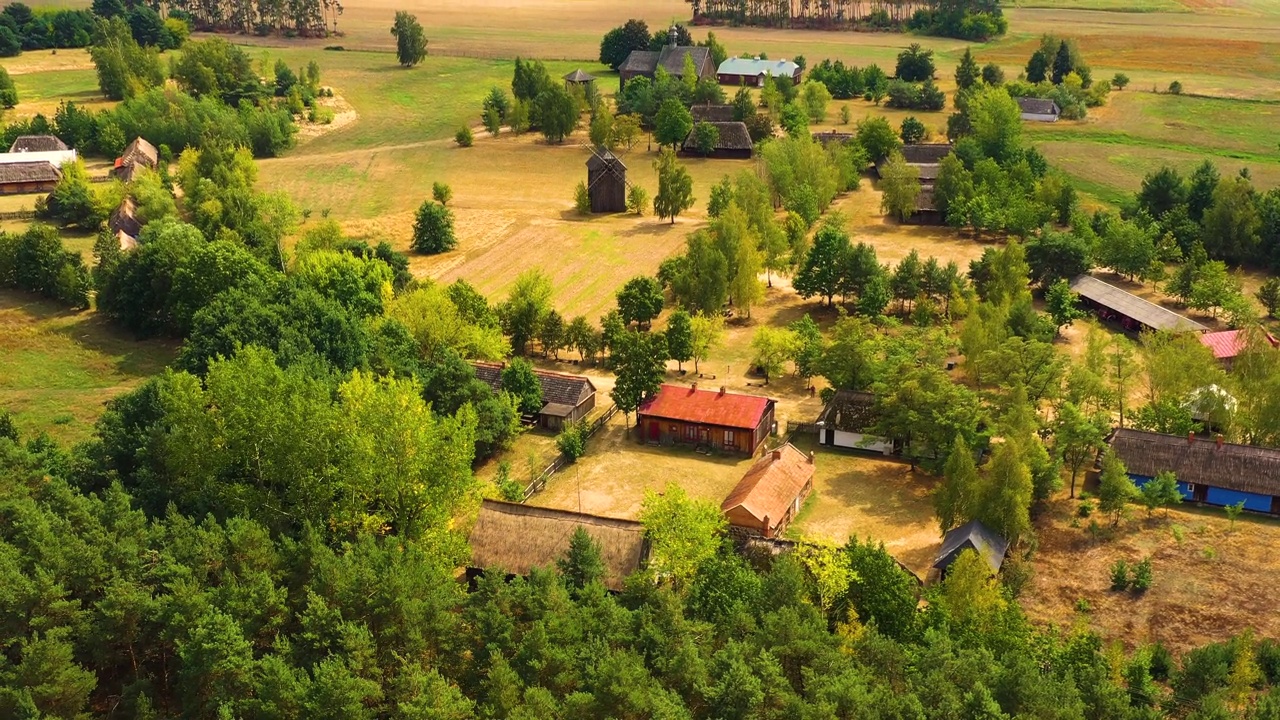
[
  {"x1": 109, "y1": 197, "x2": 142, "y2": 238},
  {"x1": 656, "y1": 45, "x2": 712, "y2": 76},
  {"x1": 1110, "y1": 428, "x2": 1280, "y2": 497},
  {"x1": 119, "y1": 137, "x2": 159, "y2": 168},
  {"x1": 619, "y1": 50, "x2": 660, "y2": 75},
  {"x1": 682, "y1": 121, "x2": 754, "y2": 152},
  {"x1": 638, "y1": 384, "x2": 772, "y2": 430},
  {"x1": 691, "y1": 104, "x2": 735, "y2": 123},
  {"x1": 717, "y1": 57, "x2": 800, "y2": 78},
  {"x1": 817, "y1": 390, "x2": 879, "y2": 433},
  {"x1": 1069, "y1": 275, "x2": 1208, "y2": 333},
  {"x1": 0, "y1": 160, "x2": 61, "y2": 184},
  {"x1": 563, "y1": 68, "x2": 596, "y2": 83},
  {"x1": 0, "y1": 149, "x2": 77, "y2": 168},
  {"x1": 1016, "y1": 97, "x2": 1060, "y2": 115},
  {"x1": 9, "y1": 135, "x2": 69, "y2": 153},
  {"x1": 899, "y1": 143, "x2": 952, "y2": 164},
  {"x1": 468, "y1": 500, "x2": 646, "y2": 591},
  {"x1": 471, "y1": 362, "x2": 596, "y2": 417},
  {"x1": 916, "y1": 186, "x2": 938, "y2": 213},
  {"x1": 722, "y1": 443, "x2": 814, "y2": 529},
  {"x1": 933, "y1": 520, "x2": 1009, "y2": 574},
  {"x1": 1199, "y1": 329, "x2": 1278, "y2": 360}
]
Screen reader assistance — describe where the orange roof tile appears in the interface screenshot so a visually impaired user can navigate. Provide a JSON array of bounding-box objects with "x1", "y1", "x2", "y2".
[
  {"x1": 721, "y1": 443, "x2": 814, "y2": 528},
  {"x1": 637, "y1": 384, "x2": 772, "y2": 430}
]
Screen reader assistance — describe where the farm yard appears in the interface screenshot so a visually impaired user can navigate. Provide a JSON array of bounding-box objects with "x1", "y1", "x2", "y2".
[{"x1": 6, "y1": 0, "x2": 1280, "y2": 714}]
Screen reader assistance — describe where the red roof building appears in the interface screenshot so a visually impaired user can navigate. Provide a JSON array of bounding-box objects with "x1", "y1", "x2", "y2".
[
  {"x1": 637, "y1": 384, "x2": 776, "y2": 455},
  {"x1": 1199, "y1": 329, "x2": 1278, "y2": 365},
  {"x1": 722, "y1": 443, "x2": 815, "y2": 537}
]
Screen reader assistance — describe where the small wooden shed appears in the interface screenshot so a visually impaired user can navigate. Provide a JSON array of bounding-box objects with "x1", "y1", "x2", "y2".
[{"x1": 586, "y1": 150, "x2": 627, "y2": 213}]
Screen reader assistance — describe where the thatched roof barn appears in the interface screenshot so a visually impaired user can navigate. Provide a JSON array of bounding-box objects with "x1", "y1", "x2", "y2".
[
  {"x1": 874, "y1": 143, "x2": 951, "y2": 180},
  {"x1": 0, "y1": 160, "x2": 61, "y2": 195},
  {"x1": 112, "y1": 137, "x2": 159, "y2": 182},
  {"x1": 1016, "y1": 97, "x2": 1060, "y2": 122},
  {"x1": 933, "y1": 520, "x2": 1009, "y2": 578},
  {"x1": 721, "y1": 443, "x2": 815, "y2": 538},
  {"x1": 9, "y1": 135, "x2": 69, "y2": 153},
  {"x1": 1109, "y1": 428, "x2": 1280, "y2": 513},
  {"x1": 467, "y1": 500, "x2": 648, "y2": 590},
  {"x1": 109, "y1": 197, "x2": 142, "y2": 239},
  {"x1": 1070, "y1": 275, "x2": 1207, "y2": 333},
  {"x1": 681, "y1": 121, "x2": 754, "y2": 159}
]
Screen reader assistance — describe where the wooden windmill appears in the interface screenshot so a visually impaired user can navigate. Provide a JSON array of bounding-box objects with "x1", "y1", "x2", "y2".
[{"x1": 583, "y1": 144, "x2": 630, "y2": 214}]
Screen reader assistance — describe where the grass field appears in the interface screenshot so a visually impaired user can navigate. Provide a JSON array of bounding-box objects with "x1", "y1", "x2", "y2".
[
  {"x1": 0, "y1": 290, "x2": 176, "y2": 445},
  {"x1": 1023, "y1": 496, "x2": 1280, "y2": 655}
]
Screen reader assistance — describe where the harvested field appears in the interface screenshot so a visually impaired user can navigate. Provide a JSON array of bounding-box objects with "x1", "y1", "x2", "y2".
[{"x1": 1023, "y1": 496, "x2": 1280, "y2": 655}]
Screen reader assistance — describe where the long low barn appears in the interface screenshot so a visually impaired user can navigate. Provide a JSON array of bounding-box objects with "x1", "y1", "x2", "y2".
[
  {"x1": 682, "y1": 121, "x2": 753, "y2": 159},
  {"x1": 1070, "y1": 275, "x2": 1207, "y2": 333},
  {"x1": 1110, "y1": 428, "x2": 1280, "y2": 513},
  {"x1": 637, "y1": 383, "x2": 776, "y2": 455},
  {"x1": 0, "y1": 161, "x2": 61, "y2": 195},
  {"x1": 467, "y1": 500, "x2": 648, "y2": 591}
]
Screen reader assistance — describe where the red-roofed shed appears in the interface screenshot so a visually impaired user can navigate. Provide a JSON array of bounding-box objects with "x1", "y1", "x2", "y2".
[
  {"x1": 1199, "y1": 329, "x2": 1278, "y2": 367},
  {"x1": 637, "y1": 383, "x2": 776, "y2": 455},
  {"x1": 722, "y1": 443, "x2": 815, "y2": 537}
]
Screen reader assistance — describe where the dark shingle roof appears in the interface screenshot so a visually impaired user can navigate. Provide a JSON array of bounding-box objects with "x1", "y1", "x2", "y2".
[
  {"x1": 109, "y1": 197, "x2": 142, "y2": 238},
  {"x1": 619, "y1": 50, "x2": 660, "y2": 74},
  {"x1": 9, "y1": 135, "x2": 69, "y2": 153},
  {"x1": 563, "y1": 69, "x2": 596, "y2": 83},
  {"x1": 1070, "y1": 275, "x2": 1207, "y2": 333},
  {"x1": 933, "y1": 520, "x2": 1009, "y2": 574},
  {"x1": 657, "y1": 45, "x2": 711, "y2": 76},
  {"x1": 1016, "y1": 97, "x2": 1060, "y2": 115},
  {"x1": 472, "y1": 362, "x2": 596, "y2": 417},
  {"x1": 586, "y1": 149, "x2": 626, "y2": 171},
  {"x1": 682, "y1": 121, "x2": 753, "y2": 152},
  {"x1": 917, "y1": 187, "x2": 938, "y2": 212},
  {"x1": 1110, "y1": 428, "x2": 1280, "y2": 497},
  {"x1": 0, "y1": 161, "x2": 61, "y2": 184},
  {"x1": 816, "y1": 390, "x2": 879, "y2": 433},
  {"x1": 691, "y1": 104, "x2": 735, "y2": 123}
]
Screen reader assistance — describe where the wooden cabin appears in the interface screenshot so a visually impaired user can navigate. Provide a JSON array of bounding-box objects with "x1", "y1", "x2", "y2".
[
  {"x1": 721, "y1": 443, "x2": 815, "y2": 538},
  {"x1": 585, "y1": 151, "x2": 627, "y2": 213},
  {"x1": 0, "y1": 161, "x2": 60, "y2": 195},
  {"x1": 636, "y1": 383, "x2": 776, "y2": 456},
  {"x1": 816, "y1": 390, "x2": 895, "y2": 455},
  {"x1": 681, "y1": 121, "x2": 754, "y2": 159},
  {"x1": 471, "y1": 361, "x2": 597, "y2": 430}
]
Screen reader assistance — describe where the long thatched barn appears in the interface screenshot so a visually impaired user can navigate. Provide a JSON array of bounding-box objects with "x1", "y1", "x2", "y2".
[
  {"x1": 1109, "y1": 428, "x2": 1280, "y2": 513},
  {"x1": 467, "y1": 500, "x2": 648, "y2": 590}
]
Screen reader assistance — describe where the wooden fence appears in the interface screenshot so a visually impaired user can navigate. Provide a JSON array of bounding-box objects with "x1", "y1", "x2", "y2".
[
  {"x1": 0, "y1": 210, "x2": 35, "y2": 220},
  {"x1": 521, "y1": 403, "x2": 618, "y2": 501}
]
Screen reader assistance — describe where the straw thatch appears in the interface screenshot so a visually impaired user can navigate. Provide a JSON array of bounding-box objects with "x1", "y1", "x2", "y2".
[
  {"x1": 817, "y1": 390, "x2": 878, "y2": 433},
  {"x1": 1110, "y1": 428, "x2": 1280, "y2": 497},
  {"x1": 468, "y1": 500, "x2": 647, "y2": 590}
]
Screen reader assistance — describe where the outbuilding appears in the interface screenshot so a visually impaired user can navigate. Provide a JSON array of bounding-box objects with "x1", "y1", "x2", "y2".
[
  {"x1": 716, "y1": 57, "x2": 801, "y2": 86},
  {"x1": 637, "y1": 383, "x2": 776, "y2": 456},
  {"x1": 1016, "y1": 97, "x2": 1060, "y2": 122},
  {"x1": 1109, "y1": 428, "x2": 1280, "y2": 514},
  {"x1": 472, "y1": 361, "x2": 597, "y2": 430},
  {"x1": 112, "y1": 137, "x2": 159, "y2": 183},
  {"x1": 0, "y1": 161, "x2": 61, "y2": 195},
  {"x1": 1198, "y1": 328, "x2": 1278, "y2": 369},
  {"x1": 585, "y1": 150, "x2": 627, "y2": 213},
  {"x1": 9, "y1": 135, "x2": 70, "y2": 153},
  {"x1": 815, "y1": 390, "x2": 895, "y2": 455},
  {"x1": 467, "y1": 499, "x2": 648, "y2": 591},
  {"x1": 932, "y1": 520, "x2": 1009, "y2": 579},
  {"x1": 1069, "y1": 275, "x2": 1207, "y2": 333},
  {"x1": 681, "y1": 121, "x2": 754, "y2": 159},
  {"x1": 721, "y1": 443, "x2": 815, "y2": 538}
]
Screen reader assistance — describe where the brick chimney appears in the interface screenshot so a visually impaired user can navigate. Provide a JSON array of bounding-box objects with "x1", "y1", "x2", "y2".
[
  {"x1": 1216, "y1": 434, "x2": 1224, "y2": 448},
  {"x1": 691, "y1": 382, "x2": 697, "y2": 392},
  {"x1": 719, "y1": 386, "x2": 726, "y2": 396},
  {"x1": 771, "y1": 448, "x2": 782, "y2": 461},
  {"x1": 762, "y1": 515, "x2": 771, "y2": 538},
  {"x1": 808, "y1": 451, "x2": 815, "y2": 464},
  {"x1": 1188, "y1": 431, "x2": 1195, "y2": 445}
]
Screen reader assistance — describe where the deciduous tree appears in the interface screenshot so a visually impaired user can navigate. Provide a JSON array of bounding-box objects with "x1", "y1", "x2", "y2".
[
  {"x1": 653, "y1": 148, "x2": 695, "y2": 224},
  {"x1": 391, "y1": 12, "x2": 428, "y2": 67}
]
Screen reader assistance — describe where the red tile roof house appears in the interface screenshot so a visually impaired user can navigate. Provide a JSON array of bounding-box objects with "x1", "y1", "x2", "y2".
[
  {"x1": 721, "y1": 443, "x2": 815, "y2": 538},
  {"x1": 636, "y1": 383, "x2": 776, "y2": 456},
  {"x1": 1198, "y1": 329, "x2": 1278, "y2": 369}
]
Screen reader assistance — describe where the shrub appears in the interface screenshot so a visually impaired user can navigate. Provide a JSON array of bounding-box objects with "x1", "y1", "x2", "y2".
[
  {"x1": 556, "y1": 421, "x2": 587, "y2": 461},
  {"x1": 308, "y1": 104, "x2": 334, "y2": 124},
  {"x1": 626, "y1": 185, "x2": 648, "y2": 215},
  {"x1": 1149, "y1": 642, "x2": 1174, "y2": 681},
  {"x1": 839, "y1": 105, "x2": 851, "y2": 124},
  {"x1": 574, "y1": 180, "x2": 591, "y2": 215},
  {"x1": 432, "y1": 181, "x2": 452, "y2": 206},
  {"x1": 1074, "y1": 597, "x2": 1091, "y2": 613},
  {"x1": 1109, "y1": 559, "x2": 1130, "y2": 591},
  {"x1": 1077, "y1": 500, "x2": 1094, "y2": 518},
  {"x1": 1131, "y1": 557, "x2": 1152, "y2": 592},
  {"x1": 1111, "y1": 72, "x2": 1130, "y2": 90},
  {"x1": 1168, "y1": 80, "x2": 1182, "y2": 95},
  {"x1": 455, "y1": 125, "x2": 474, "y2": 147},
  {"x1": 411, "y1": 201, "x2": 456, "y2": 254},
  {"x1": 495, "y1": 461, "x2": 523, "y2": 502}
]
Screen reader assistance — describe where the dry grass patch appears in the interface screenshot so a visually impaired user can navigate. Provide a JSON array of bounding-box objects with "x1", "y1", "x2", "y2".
[{"x1": 1023, "y1": 496, "x2": 1280, "y2": 654}]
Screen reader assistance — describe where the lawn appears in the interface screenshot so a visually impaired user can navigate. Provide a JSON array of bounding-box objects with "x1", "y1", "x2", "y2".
[
  {"x1": 1023, "y1": 495, "x2": 1280, "y2": 655},
  {"x1": 0, "y1": 290, "x2": 177, "y2": 445}
]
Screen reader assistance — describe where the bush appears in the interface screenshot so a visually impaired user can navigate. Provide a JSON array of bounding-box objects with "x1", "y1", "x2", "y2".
[
  {"x1": 455, "y1": 125, "x2": 474, "y2": 147},
  {"x1": 431, "y1": 181, "x2": 452, "y2": 206},
  {"x1": 574, "y1": 180, "x2": 591, "y2": 215},
  {"x1": 627, "y1": 185, "x2": 648, "y2": 215},
  {"x1": 1168, "y1": 80, "x2": 1183, "y2": 95},
  {"x1": 0, "y1": 224, "x2": 91, "y2": 309},
  {"x1": 1109, "y1": 559, "x2": 1130, "y2": 591},
  {"x1": 308, "y1": 104, "x2": 334, "y2": 124},
  {"x1": 1131, "y1": 557, "x2": 1153, "y2": 592},
  {"x1": 411, "y1": 201, "x2": 456, "y2": 254},
  {"x1": 556, "y1": 421, "x2": 587, "y2": 461},
  {"x1": 495, "y1": 461, "x2": 523, "y2": 502}
]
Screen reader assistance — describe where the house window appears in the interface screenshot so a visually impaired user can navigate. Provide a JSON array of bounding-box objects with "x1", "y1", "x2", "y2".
[
  {"x1": 684, "y1": 425, "x2": 696, "y2": 439},
  {"x1": 724, "y1": 429, "x2": 736, "y2": 446}
]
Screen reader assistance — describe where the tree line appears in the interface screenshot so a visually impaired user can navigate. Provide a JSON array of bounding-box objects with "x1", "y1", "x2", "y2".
[{"x1": 687, "y1": 0, "x2": 1007, "y2": 41}]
